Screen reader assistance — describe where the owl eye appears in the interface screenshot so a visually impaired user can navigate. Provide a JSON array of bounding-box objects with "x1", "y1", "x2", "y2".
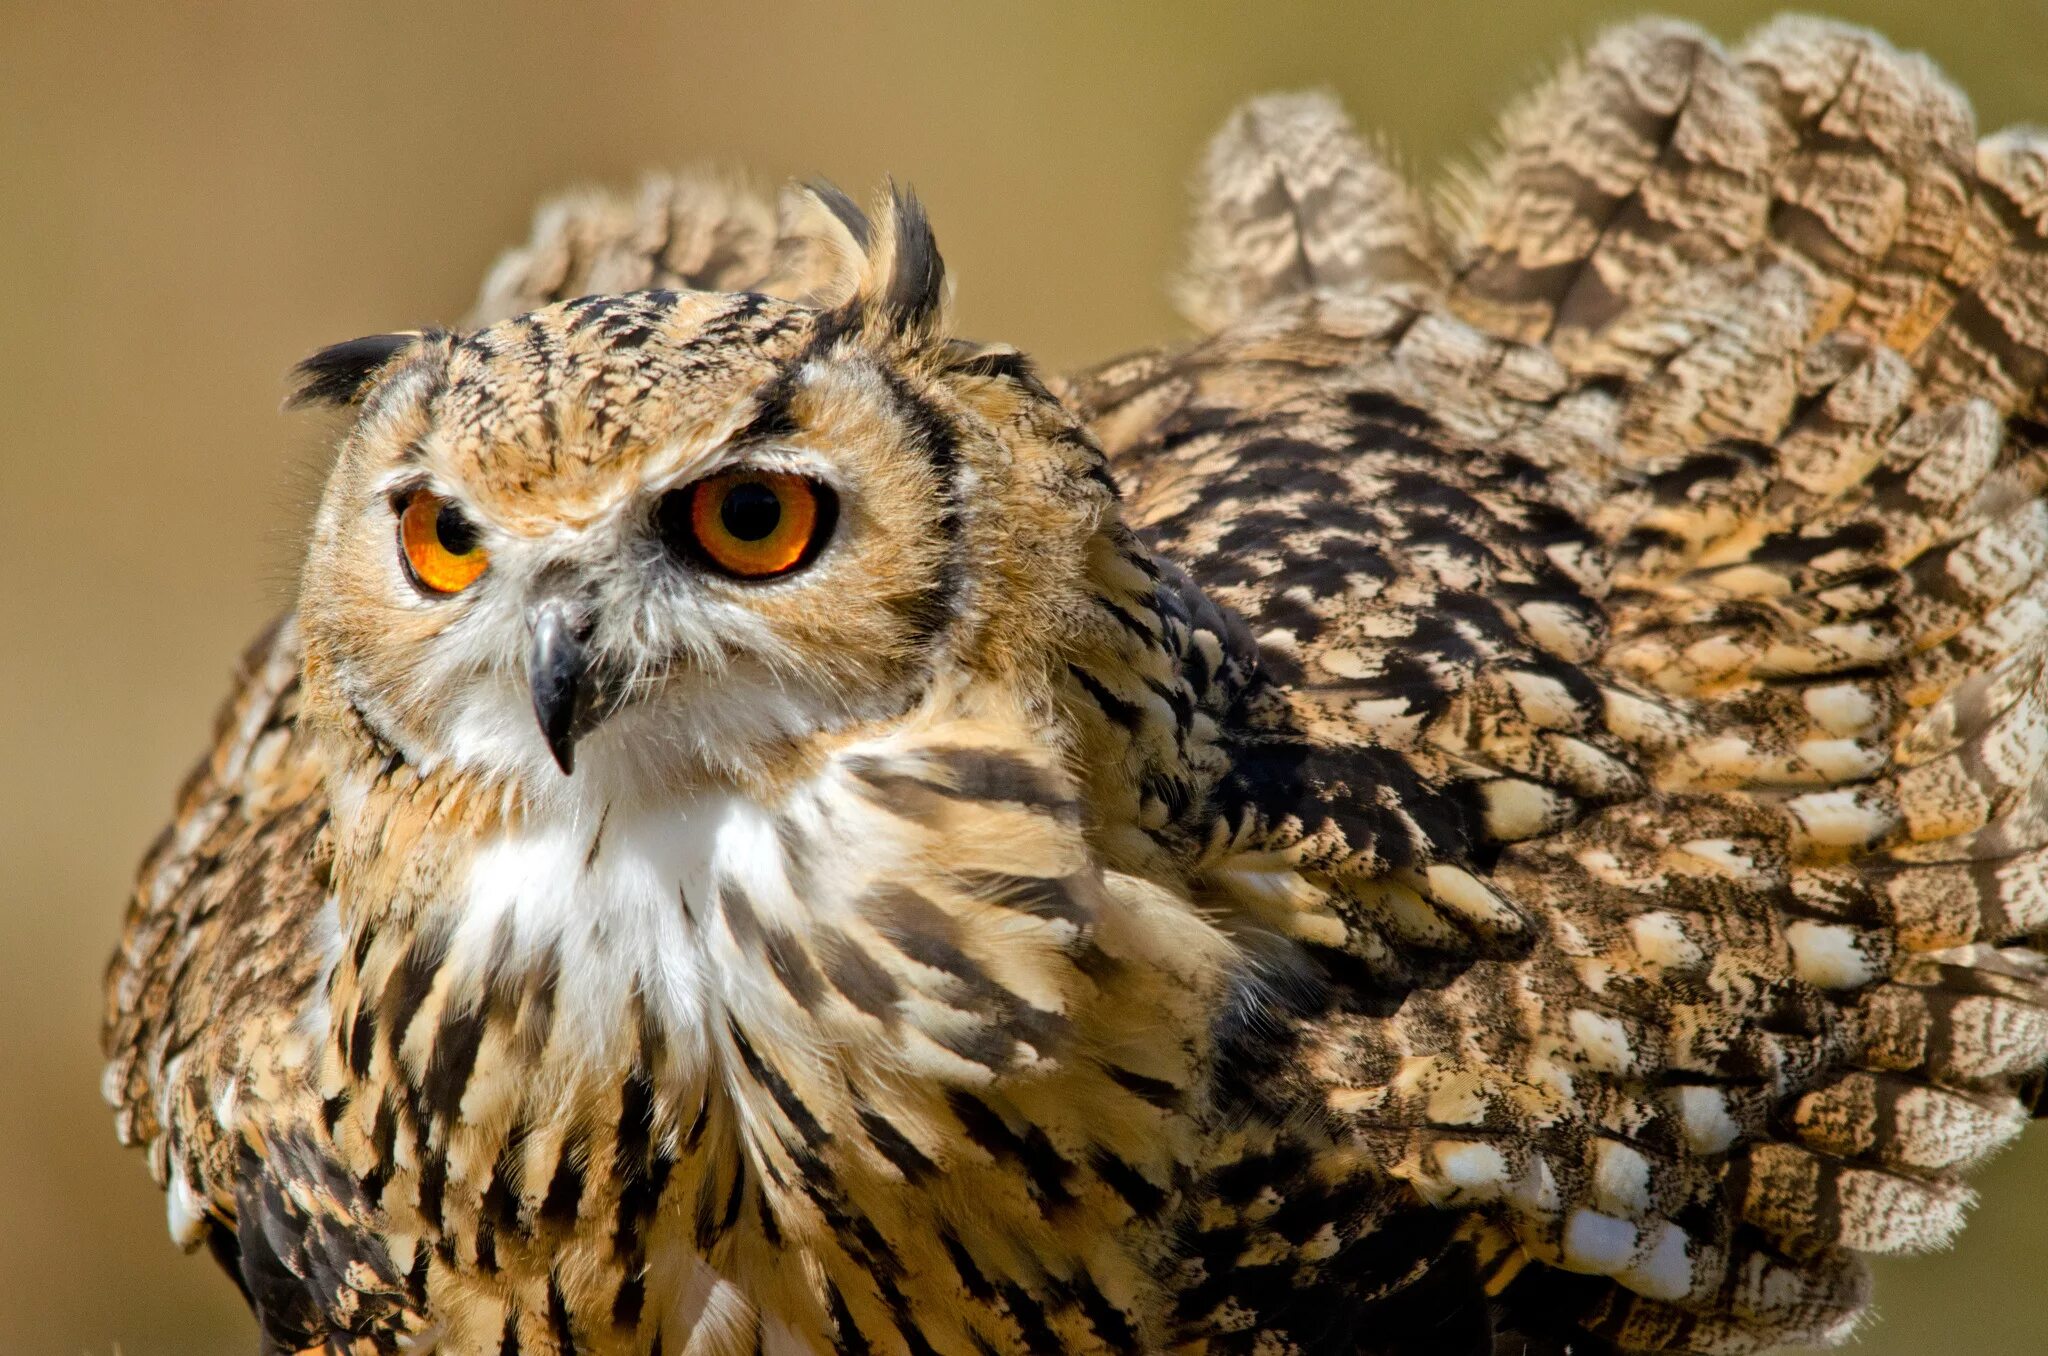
[
  {"x1": 396, "y1": 489, "x2": 489, "y2": 595},
  {"x1": 662, "y1": 470, "x2": 836, "y2": 580}
]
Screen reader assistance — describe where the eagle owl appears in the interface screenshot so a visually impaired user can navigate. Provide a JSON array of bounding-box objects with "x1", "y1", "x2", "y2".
[{"x1": 104, "y1": 16, "x2": 2048, "y2": 1356}]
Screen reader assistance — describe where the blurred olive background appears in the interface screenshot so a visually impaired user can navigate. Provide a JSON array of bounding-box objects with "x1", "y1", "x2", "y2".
[{"x1": 5, "y1": 2, "x2": 2046, "y2": 1352}]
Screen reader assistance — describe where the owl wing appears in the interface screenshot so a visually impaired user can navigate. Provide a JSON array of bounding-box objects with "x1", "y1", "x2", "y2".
[
  {"x1": 103, "y1": 617, "x2": 426, "y2": 1350},
  {"x1": 1077, "y1": 18, "x2": 2048, "y2": 1353}
]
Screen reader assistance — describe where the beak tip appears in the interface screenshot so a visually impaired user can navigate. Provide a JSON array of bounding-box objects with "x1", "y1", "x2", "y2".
[
  {"x1": 547, "y1": 740, "x2": 577, "y2": 776},
  {"x1": 534, "y1": 692, "x2": 581, "y2": 776}
]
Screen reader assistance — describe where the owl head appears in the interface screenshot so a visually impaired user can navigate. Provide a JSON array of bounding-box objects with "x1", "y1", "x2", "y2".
[{"x1": 292, "y1": 189, "x2": 1117, "y2": 808}]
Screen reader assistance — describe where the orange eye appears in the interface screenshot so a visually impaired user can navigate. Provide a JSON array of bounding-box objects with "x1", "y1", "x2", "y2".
[
  {"x1": 666, "y1": 470, "x2": 834, "y2": 579},
  {"x1": 397, "y1": 490, "x2": 489, "y2": 595}
]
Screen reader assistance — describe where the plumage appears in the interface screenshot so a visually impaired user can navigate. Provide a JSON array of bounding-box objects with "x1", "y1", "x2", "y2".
[{"x1": 105, "y1": 15, "x2": 2048, "y2": 1355}]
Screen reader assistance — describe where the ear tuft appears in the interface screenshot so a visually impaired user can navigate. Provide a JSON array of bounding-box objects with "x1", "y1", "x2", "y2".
[
  {"x1": 286, "y1": 332, "x2": 425, "y2": 408},
  {"x1": 758, "y1": 181, "x2": 870, "y2": 309},
  {"x1": 767, "y1": 182, "x2": 949, "y2": 343},
  {"x1": 805, "y1": 180, "x2": 872, "y2": 251},
  {"x1": 816, "y1": 183, "x2": 947, "y2": 344},
  {"x1": 871, "y1": 184, "x2": 946, "y2": 337}
]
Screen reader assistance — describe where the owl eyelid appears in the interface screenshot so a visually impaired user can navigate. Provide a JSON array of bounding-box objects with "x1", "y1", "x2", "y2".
[
  {"x1": 668, "y1": 445, "x2": 838, "y2": 492},
  {"x1": 385, "y1": 478, "x2": 445, "y2": 516},
  {"x1": 387, "y1": 482, "x2": 488, "y2": 540},
  {"x1": 385, "y1": 480, "x2": 426, "y2": 524}
]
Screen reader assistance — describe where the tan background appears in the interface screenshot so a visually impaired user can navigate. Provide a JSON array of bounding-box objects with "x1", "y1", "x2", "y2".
[{"x1": 5, "y1": 2, "x2": 2045, "y2": 1352}]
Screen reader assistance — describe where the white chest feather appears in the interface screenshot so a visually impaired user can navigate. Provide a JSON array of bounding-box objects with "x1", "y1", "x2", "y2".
[{"x1": 447, "y1": 790, "x2": 811, "y2": 1072}]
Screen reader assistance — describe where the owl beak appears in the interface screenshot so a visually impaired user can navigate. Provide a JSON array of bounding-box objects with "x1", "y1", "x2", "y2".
[{"x1": 526, "y1": 597, "x2": 600, "y2": 775}]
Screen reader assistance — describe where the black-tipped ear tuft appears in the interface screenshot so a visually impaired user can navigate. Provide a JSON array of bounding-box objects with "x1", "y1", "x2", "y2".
[
  {"x1": 286, "y1": 332, "x2": 424, "y2": 409},
  {"x1": 805, "y1": 184, "x2": 947, "y2": 345},
  {"x1": 880, "y1": 185, "x2": 944, "y2": 335},
  {"x1": 805, "y1": 180, "x2": 872, "y2": 251}
]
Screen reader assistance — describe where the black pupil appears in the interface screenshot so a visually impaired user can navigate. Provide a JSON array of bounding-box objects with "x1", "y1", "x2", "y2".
[
  {"x1": 719, "y1": 481, "x2": 783, "y2": 541},
  {"x1": 434, "y1": 502, "x2": 478, "y2": 555}
]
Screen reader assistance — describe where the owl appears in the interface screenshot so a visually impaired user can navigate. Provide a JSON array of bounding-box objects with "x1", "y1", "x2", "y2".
[{"x1": 104, "y1": 15, "x2": 2048, "y2": 1356}]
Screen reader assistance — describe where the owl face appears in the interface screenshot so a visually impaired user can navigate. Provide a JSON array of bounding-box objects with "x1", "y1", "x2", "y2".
[{"x1": 294, "y1": 201, "x2": 1111, "y2": 808}]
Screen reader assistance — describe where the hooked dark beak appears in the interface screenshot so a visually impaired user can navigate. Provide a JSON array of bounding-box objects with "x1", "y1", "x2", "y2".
[{"x1": 526, "y1": 597, "x2": 605, "y2": 775}]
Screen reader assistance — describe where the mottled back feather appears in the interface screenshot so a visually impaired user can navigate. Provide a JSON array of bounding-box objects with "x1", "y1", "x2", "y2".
[{"x1": 1080, "y1": 15, "x2": 2048, "y2": 1352}]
